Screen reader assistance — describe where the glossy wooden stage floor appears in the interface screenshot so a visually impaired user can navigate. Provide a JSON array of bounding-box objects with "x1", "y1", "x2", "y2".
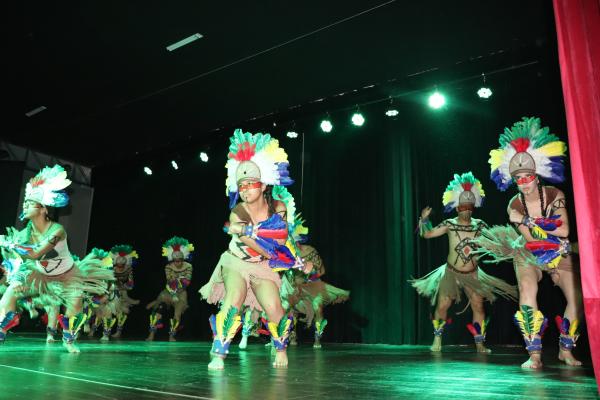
[{"x1": 0, "y1": 334, "x2": 597, "y2": 400}]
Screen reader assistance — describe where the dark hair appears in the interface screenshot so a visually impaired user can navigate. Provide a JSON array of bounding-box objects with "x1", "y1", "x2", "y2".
[
  {"x1": 263, "y1": 185, "x2": 277, "y2": 215},
  {"x1": 520, "y1": 179, "x2": 545, "y2": 217}
]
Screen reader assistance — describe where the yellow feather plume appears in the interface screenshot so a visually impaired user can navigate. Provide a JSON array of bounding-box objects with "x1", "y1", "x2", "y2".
[
  {"x1": 514, "y1": 311, "x2": 528, "y2": 336},
  {"x1": 489, "y1": 149, "x2": 506, "y2": 171},
  {"x1": 532, "y1": 310, "x2": 544, "y2": 336},
  {"x1": 569, "y1": 319, "x2": 579, "y2": 337},
  {"x1": 530, "y1": 225, "x2": 548, "y2": 239},
  {"x1": 537, "y1": 141, "x2": 567, "y2": 158},
  {"x1": 546, "y1": 255, "x2": 562, "y2": 269},
  {"x1": 262, "y1": 140, "x2": 288, "y2": 163}
]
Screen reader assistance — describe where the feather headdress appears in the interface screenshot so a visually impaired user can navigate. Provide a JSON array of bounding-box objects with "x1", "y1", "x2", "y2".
[
  {"x1": 442, "y1": 172, "x2": 485, "y2": 213},
  {"x1": 110, "y1": 244, "x2": 139, "y2": 267},
  {"x1": 161, "y1": 236, "x2": 194, "y2": 261},
  {"x1": 489, "y1": 117, "x2": 567, "y2": 191},
  {"x1": 25, "y1": 165, "x2": 72, "y2": 207}
]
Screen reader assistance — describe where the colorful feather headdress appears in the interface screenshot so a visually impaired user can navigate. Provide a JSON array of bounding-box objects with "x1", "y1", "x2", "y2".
[
  {"x1": 161, "y1": 236, "x2": 194, "y2": 261},
  {"x1": 225, "y1": 129, "x2": 293, "y2": 209},
  {"x1": 489, "y1": 117, "x2": 567, "y2": 191},
  {"x1": 110, "y1": 244, "x2": 139, "y2": 267},
  {"x1": 24, "y1": 165, "x2": 72, "y2": 208},
  {"x1": 89, "y1": 248, "x2": 113, "y2": 269},
  {"x1": 442, "y1": 172, "x2": 485, "y2": 213}
]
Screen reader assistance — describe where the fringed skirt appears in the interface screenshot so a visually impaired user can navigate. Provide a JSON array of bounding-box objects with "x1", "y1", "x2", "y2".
[
  {"x1": 291, "y1": 280, "x2": 350, "y2": 326},
  {"x1": 150, "y1": 289, "x2": 189, "y2": 315},
  {"x1": 17, "y1": 257, "x2": 114, "y2": 308},
  {"x1": 114, "y1": 289, "x2": 140, "y2": 314},
  {"x1": 409, "y1": 263, "x2": 518, "y2": 306},
  {"x1": 199, "y1": 251, "x2": 281, "y2": 313}
]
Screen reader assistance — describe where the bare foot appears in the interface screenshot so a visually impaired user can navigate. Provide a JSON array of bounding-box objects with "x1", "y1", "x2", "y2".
[
  {"x1": 111, "y1": 331, "x2": 121, "y2": 338},
  {"x1": 46, "y1": 335, "x2": 56, "y2": 343},
  {"x1": 476, "y1": 343, "x2": 491, "y2": 353},
  {"x1": 430, "y1": 336, "x2": 442, "y2": 352},
  {"x1": 145, "y1": 332, "x2": 155, "y2": 342},
  {"x1": 63, "y1": 342, "x2": 80, "y2": 353},
  {"x1": 273, "y1": 350, "x2": 288, "y2": 368},
  {"x1": 239, "y1": 335, "x2": 248, "y2": 350},
  {"x1": 208, "y1": 356, "x2": 225, "y2": 370},
  {"x1": 169, "y1": 336, "x2": 177, "y2": 342},
  {"x1": 100, "y1": 335, "x2": 110, "y2": 342},
  {"x1": 559, "y1": 349, "x2": 582, "y2": 366},
  {"x1": 521, "y1": 354, "x2": 543, "y2": 369}
]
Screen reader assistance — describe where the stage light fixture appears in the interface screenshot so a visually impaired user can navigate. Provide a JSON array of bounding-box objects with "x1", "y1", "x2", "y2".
[
  {"x1": 320, "y1": 119, "x2": 333, "y2": 133},
  {"x1": 351, "y1": 112, "x2": 365, "y2": 126},
  {"x1": 428, "y1": 91, "x2": 446, "y2": 109}
]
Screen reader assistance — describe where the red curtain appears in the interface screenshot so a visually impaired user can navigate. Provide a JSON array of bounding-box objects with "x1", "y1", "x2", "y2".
[{"x1": 553, "y1": 0, "x2": 600, "y2": 390}]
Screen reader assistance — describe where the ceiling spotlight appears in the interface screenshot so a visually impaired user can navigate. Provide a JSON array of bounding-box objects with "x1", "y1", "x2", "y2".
[
  {"x1": 385, "y1": 109, "x2": 399, "y2": 117},
  {"x1": 477, "y1": 73, "x2": 493, "y2": 99},
  {"x1": 477, "y1": 87, "x2": 493, "y2": 99},
  {"x1": 320, "y1": 119, "x2": 333, "y2": 133},
  {"x1": 171, "y1": 160, "x2": 179, "y2": 170},
  {"x1": 351, "y1": 112, "x2": 365, "y2": 126},
  {"x1": 287, "y1": 131, "x2": 299, "y2": 139},
  {"x1": 144, "y1": 167, "x2": 153, "y2": 175},
  {"x1": 428, "y1": 91, "x2": 446, "y2": 109},
  {"x1": 199, "y1": 152, "x2": 209, "y2": 162}
]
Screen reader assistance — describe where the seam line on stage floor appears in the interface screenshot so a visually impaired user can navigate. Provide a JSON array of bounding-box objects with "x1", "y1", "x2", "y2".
[{"x1": 0, "y1": 364, "x2": 214, "y2": 400}]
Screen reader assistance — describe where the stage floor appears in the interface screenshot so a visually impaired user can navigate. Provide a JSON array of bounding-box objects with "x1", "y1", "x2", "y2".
[{"x1": 0, "y1": 334, "x2": 597, "y2": 400}]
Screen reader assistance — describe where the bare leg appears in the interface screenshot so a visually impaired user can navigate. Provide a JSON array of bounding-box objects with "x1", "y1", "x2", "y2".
[
  {"x1": 63, "y1": 298, "x2": 84, "y2": 353},
  {"x1": 252, "y1": 279, "x2": 288, "y2": 368},
  {"x1": 313, "y1": 304, "x2": 324, "y2": 348},
  {"x1": 208, "y1": 268, "x2": 247, "y2": 370},
  {"x1": 464, "y1": 288, "x2": 491, "y2": 353},
  {"x1": 515, "y1": 261, "x2": 543, "y2": 369},
  {"x1": 553, "y1": 269, "x2": 583, "y2": 366},
  {"x1": 170, "y1": 293, "x2": 188, "y2": 342},
  {"x1": 45, "y1": 305, "x2": 59, "y2": 343},
  {"x1": 431, "y1": 296, "x2": 452, "y2": 352}
]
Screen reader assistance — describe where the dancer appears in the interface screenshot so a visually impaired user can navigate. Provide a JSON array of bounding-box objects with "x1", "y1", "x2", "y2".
[
  {"x1": 281, "y1": 215, "x2": 350, "y2": 348},
  {"x1": 110, "y1": 245, "x2": 140, "y2": 338},
  {"x1": 0, "y1": 165, "x2": 114, "y2": 352},
  {"x1": 146, "y1": 236, "x2": 193, "y2": 342},
  {"x1": 200, "y1": 129, "x2": 302, "y2": 370},
  {"x1": 410, "y1": 172, "x2": 517, "y2": 353},
  {"x1": 475, "y1": 117, "x2": 583, "y2": 368}
]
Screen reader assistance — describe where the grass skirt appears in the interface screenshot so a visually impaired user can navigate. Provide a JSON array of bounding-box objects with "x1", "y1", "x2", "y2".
[
  {"x1": 15, "y1": 256, "x2": 114, "y2": 307},
  {"x1": 409, "y1": 263, "x2": 517, "y2": 305}
]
